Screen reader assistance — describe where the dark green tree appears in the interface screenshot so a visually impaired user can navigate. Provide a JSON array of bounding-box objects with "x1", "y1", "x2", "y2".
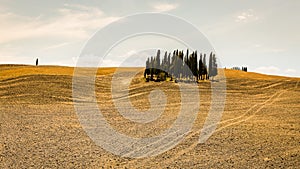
[
  {"x1": 203, "y1": 54, "x2": 208, "y2": 80},
  {"x1": 198, "y1": 53, "x2": 203, "y2": 80},
  {"x1": 144, "y1": 57, "x2": 150, "y2": 78},
  {"x1": 211, "y1": 54, "x2": 218, "y2": 79},
  {"x1": 209, "y1": 52, "x2": 213, "y2": 77},
  {"x1": 150, "y1": 56, "x2": 154, "y2": 80},
  {"x1": 209, "y1": 53, "x2": 218, "y2": 80},
  {"x1": 155, "y1": 50, "x2": 161, "y2": 77},
  {"x1": 193, "y1": 51, "x2": 198, "y2": 80}
]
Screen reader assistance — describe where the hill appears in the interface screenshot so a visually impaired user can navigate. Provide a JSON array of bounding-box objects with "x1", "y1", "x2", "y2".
[{"x1": 0, "y1": 64, "x2": 299, "y2": 168}]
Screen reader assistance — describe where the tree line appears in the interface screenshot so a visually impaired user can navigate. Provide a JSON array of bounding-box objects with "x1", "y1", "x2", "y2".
[
  {"x1": 231, "y1": 66, "x2": 248, "y2": 72},
  {"x1": 144, "y1": 49, "x2": 218, "y2": 82}
]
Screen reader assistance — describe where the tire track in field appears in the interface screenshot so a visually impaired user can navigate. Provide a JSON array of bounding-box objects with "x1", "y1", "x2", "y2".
[
  {"x1": 158, "y1": 89, "x2": 286, "y2": 166},
  {"x1": 213, "y1": 90, "x2": 285, "y2": 133},
  {"x1": 261, "y1": 81, "x2": 283, "y2": 89},
  {"x1": 122, "y1": 86, "x2": 283, "y2": 167},
  {"x1": 157, "y1": 81, "x2": 296, "y2": 166},
  {"x1": 122, "y1": 80, "x2": 298, "y2": 167},
  {"x1": 164, "y1": 79, "x2": 298, "y2": 165},
  {"x1": 200, "y1": 80, "x2": 296, "y2": 137},
  {"x1": 250, "y1": 80, "x2": 281, "y2": 89},
  {"x1": 202, "y1": 89, "x2": 281, "y2": 131}
]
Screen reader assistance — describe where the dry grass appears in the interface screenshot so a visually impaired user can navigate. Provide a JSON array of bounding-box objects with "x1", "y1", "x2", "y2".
[{"x1": 0, "y1": 64, "x2": 299, "y2": 168}]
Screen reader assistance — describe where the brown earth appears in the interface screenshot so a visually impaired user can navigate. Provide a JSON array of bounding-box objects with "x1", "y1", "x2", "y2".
[{"x1": 0, "y1": 64, "x2": 299, "y2": 168}]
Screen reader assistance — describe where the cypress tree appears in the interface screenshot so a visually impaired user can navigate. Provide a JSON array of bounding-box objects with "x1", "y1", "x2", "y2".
[
  {"x1": 184, "y1": 49, "x2": 189, "y2": 79},
  {"x1": 167, "y1": 53, "x2": 171, "y2": 77},
  {"x1": 156, "y1": 49, "x2": 161, "y2": 76},
  {"x1": 194, "y1": 51, "x2": 198, "y2": 80},
  {"x1": 199, "y1": 53, "x2": 203, "y2": 80},
  {"x1": 203, "y1": 54, "x2": 208, "y2": 80},
  {"x1": 163, "y1": 51, "x2": 168, "y2": 79},
  {"x1": 209, "y1": 53, "x2": 218, "y2": 80},
  {"x1": 150, "y1": 56, "x2": 154, "y2": 80},
  {"x1": 213, "y1": 54, "x2": 217, "y2": 75},
  {"x1": 144, "y1": 57, "x2": 150, "y2": 78},
  {"x1": 209, "y1": 52, "x2": 213, "y2": 77}
]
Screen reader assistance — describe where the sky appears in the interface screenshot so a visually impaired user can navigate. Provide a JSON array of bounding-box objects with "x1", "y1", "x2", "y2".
[{"x1": 0, "y1": 0, "x2": 299, "y2": 77}]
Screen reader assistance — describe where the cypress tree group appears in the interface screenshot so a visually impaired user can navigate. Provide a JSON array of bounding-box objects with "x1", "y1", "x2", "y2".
[
  {"x1": 232, "y1": 66, "x2": 248, "y2": 72},
  {"x1": 144, "y1": 49, "x2": 217, "y2": 82},
  {"x1": 242, "y1": 67, "x2": 248, "y2": 72}
]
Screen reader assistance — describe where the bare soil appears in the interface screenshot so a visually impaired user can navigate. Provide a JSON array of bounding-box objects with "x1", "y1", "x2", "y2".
[{"x1": 0, "y1": 65, "x2": 299, "y2": 168}]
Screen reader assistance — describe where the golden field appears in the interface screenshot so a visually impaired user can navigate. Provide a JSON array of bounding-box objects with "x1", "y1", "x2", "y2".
[{"x1": 0, "y1": 64, "x2": 299, "y2": 168}]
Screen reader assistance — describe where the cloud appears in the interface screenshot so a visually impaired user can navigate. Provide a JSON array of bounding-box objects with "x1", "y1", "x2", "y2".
[
  {"x1": 102, "y1": 49, "x2": 156, "y2": 67},
  {"x1": 235, "y1": 9, "x2": 259, "y2": 23},
  {"x1": 153, "y1": 3, "x2": 179, "y2": 12},
  {"x1": 0, "y1": 4, "x2": 119, "y2": 44},
  {"x1": 254, "y1": 66, "x2": 280, "y2": 74},
  {"x1": 42, "y1": 42, "x2": 73, "y2": 51},
  {"x1": 101, "y1": 50, "x2": 138, "y2": 67},
  {"x1": 285, "y1": 68, "x2": 297, "y2": 74},
  {"x1": 254, "y1": 66, "x2": 300, "y2": 77}
]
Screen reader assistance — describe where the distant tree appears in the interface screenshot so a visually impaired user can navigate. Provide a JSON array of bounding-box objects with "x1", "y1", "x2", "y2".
[
  {"x1": 232, "y1": 67, "x2": 241, "y2": 70},
  {"x1": 167, "y1": 53, "x2": 171, "y2": 69},
  {"x1": 174, "y1": 50, "x2": 181, "y2": 79},
  {"x1": 209, "y1": 52, "x2": 213, "y2": 77},
  {"x1": 163, "y1": 51, "x2": 168, "y2": 67},
  {"x1": 167, "y1": 53, "x2": 171, "y2": 78},
  {"x1": 162, "y1": 51, "x2": 168, "y2": 78},
  {"x1": 150, "y1": 56, "x2": 154, "y2": 80},
  {"x1": 242, "y1": 67, "x2": 248, "y2": 72},
  {"x1": 198, "y1": 53, "x2": 203, "y2": 80},
  {"x1": 212, "y1": 54, "x2": 218, "y2": 76},
  {"x1": 155, "y1": 50, "x2": 161, "y2": 77},
  {"x1": 209, "y1": 53, "x2": 218, "y2": 80},
  {"x1": 178, "y1": 50, "x2": 184, "y2": 79},
  {"x1": 203, "y1": 54, "x2": 208, "y2": 80},
  {"x1": 189, "y1": 52, "x2": 194, "y2": 80},
  {"x1": 183, "y1": 49, "x2": 189, "y2": 79},
  {"x1": 169, "y1": 50, "x2": 176, "y2": 81},
  {"x1": 144, "y1": 57, "x2": 150, "y2": 78},
  {"x1": 193, "y1": 51, "x2": 198, "y2": 80}
]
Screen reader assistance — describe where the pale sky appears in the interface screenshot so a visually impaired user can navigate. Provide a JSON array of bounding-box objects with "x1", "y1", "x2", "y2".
[{"x1": 0, "y1": 0, "x2": 299, "y2": 77}]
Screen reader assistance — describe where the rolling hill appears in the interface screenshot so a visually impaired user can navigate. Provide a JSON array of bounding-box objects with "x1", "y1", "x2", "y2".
[{"x1": 0, "y1": 64, "x2": 299, "y2": 168}]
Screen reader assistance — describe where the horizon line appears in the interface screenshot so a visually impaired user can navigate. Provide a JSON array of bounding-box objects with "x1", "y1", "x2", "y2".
[{"x1": 1, "y1": 63, "x2": 299, "y2": 78}]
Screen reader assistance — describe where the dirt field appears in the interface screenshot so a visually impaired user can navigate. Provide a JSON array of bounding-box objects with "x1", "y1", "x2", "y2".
[{"x1": 0, "y1": 64, "x2": 299, "y2": 168}]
